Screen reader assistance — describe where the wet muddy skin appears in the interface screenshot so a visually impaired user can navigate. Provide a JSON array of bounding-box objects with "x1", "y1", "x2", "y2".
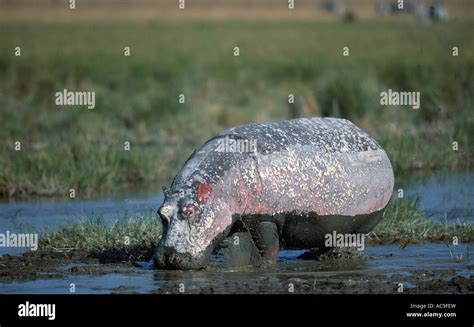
[{"x1": 0, "y1": 244, "x2": 472, "y2": 294}]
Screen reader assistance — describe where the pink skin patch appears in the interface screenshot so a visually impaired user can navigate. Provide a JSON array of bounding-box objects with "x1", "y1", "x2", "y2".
[
  {"x1": 360, "y1": 192, "x2": 390, "y2": 214},
  {"x1": 194, "y1": 182, "x2": 213, "y2": 205}
]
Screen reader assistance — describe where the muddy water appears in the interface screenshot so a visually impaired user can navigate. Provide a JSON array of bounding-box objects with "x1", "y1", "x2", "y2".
[
  {"x1": 0, "y1": 172, "x2": 472, "y2": 293},
  {"x1": 0, "y1": 244, "x2": 471, "y2": 294}
]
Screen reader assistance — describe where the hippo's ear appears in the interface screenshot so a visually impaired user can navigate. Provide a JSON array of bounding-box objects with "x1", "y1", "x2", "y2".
[{"x1": 193, "y1": 182, "x2": 213, "y2": 205}]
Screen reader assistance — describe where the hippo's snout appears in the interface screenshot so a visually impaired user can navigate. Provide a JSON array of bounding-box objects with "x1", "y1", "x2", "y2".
[
  {"x1": 154, "y1": 180, "x2": 231, "y2": 270},
  {"x1": 154, "y1": 243, "x2": 208, "y2": 270}
]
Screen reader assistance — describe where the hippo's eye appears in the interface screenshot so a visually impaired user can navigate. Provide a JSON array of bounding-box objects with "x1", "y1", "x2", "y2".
[{"x1": 182, "y1": 204, "x2": 200, "y2": 223}]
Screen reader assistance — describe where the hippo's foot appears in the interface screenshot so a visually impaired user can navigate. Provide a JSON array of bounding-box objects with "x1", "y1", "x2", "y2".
[{"x1": 219, "y1": 232, "x2": 263, "y2": 268}]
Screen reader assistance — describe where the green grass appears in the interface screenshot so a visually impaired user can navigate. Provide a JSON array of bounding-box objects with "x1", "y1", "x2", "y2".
[
  {"x1": 0, "y1": 20, "x2": 473, "y2": 198},
  {"x1": 369, "y1": 199, "x2": 474, "y2": 244},
  {"x1": 39, "y1": 213, "x2": 162, "y2": 253},
  {"x1": 37, "y1": 199, "x2": 473, "y2": 256}
]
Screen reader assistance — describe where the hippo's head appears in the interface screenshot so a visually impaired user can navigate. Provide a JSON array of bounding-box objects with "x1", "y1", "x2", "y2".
[{"x1": 154, "y1": 181, "x2": 232, "y2": 270}]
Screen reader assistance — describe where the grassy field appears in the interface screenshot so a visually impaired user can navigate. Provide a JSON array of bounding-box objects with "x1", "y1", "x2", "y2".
[
  {"x1": 0, "y1": 20, "x2": 473, "y2": 199},
  {"x1": 2, "y1": 0, "x2": 474, "y2": 21}
]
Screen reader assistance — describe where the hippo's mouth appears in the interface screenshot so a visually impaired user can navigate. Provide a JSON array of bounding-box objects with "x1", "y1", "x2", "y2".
[
  {"x1": 154, "y1": 250, "x2": 207, "y2": 270},
  {"x1": 153, "y1": 216, "x2": 235, "y2": 270},
  {"x1": 153, "y1": 241, "x2": 217, "y2": 270}
]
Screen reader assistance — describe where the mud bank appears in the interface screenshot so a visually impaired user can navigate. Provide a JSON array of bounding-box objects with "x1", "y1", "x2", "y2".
[{"x1": 1, "y1": 244, "x2": 471, "y2": 294}]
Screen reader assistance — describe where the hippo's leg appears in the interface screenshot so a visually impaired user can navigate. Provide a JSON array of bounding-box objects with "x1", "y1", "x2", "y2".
[
  {"x1": 219, "y1": 232, "x2": 262, "y2": 267},
  {"x1": 254, "y1": 221, "x2": 280, "y2": 263}
]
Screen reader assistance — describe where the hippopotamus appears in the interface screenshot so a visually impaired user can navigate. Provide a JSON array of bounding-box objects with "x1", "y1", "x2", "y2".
[{"x1": 154, "y1": 117, "x2": 394, "y2": 270}]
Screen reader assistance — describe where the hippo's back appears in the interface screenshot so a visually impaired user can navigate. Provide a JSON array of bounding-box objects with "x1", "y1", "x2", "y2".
[
  {"x1": 174, "y1": 117, "x2": 393, "y2": 218},
  {"x1": 223, "y1": 118, "x2": 394, "y2": 221},
  {"x1": 220, "y1": 117, "x2": 381, "y2": 155}
]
